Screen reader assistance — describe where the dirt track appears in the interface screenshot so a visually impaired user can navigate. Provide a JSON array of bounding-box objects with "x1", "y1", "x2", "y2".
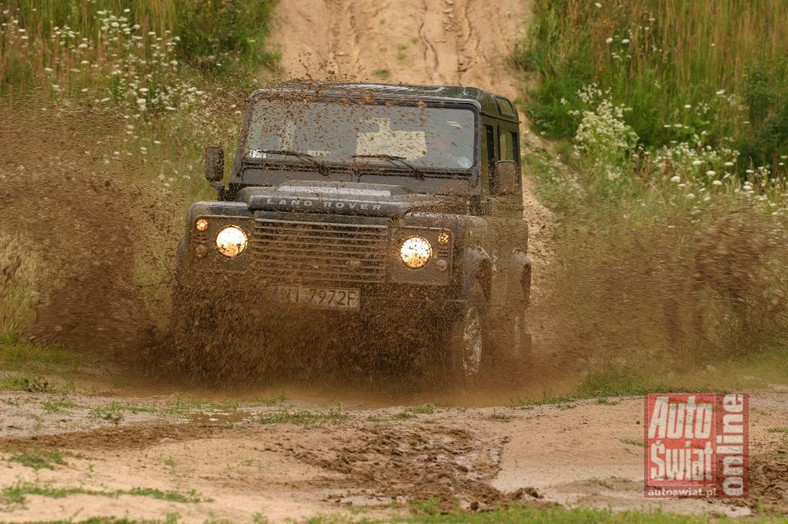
[{"x1": 1, "y1": 385, "x2": 786, "y2": 521}]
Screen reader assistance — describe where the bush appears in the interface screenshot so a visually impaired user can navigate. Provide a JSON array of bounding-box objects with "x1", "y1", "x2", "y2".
[{"x1": 517, "y1": 0, "x2": 788, "y2": 176}]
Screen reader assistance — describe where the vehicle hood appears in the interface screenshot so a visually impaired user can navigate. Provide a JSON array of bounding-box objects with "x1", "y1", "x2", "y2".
[{"x1": 236, "y1": 181, "x2": 467, "y2": 217}]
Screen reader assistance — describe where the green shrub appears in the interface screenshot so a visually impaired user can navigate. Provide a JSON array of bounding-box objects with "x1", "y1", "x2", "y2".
[{"x1": 517, "y1": 0, "x2": 788, "y2": 176}]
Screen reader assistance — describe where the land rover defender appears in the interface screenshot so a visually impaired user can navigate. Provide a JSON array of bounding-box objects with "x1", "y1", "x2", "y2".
[{"x1": 173, "y1": 82, "x2": 532, "y2": 384}]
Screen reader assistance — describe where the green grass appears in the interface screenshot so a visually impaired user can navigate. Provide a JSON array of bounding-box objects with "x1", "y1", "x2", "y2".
[
  {"x1": 2, "y1": 482, "x2": 205, "y2": 506},
  {"x1": 393, "y1": 404, "x2": 436, "y2": 420},
  {"x1": 517, "y1": 0, "x2": 788, "y2": 173},
  {"x1": 0, "y1": 335, "x2": 84, "y2": 375},
  {"x1": 88, "y1": 401, "x2": 157, "y2": 422},
  {"x1": 1, "y1": 0, "x2": 278, "y2": 96},
  {"x1": 298, "y1": 505, "x2": 782, "y2": 523},
  {"x1": 42, "y1": 398, "x2": 78, "y2": 413},
  {"x1": 374, "y1": 68, "x2": 392, "y2": 80},
  {"x1": 0, "y1": 375, "x2": 51, "y2": 393},
  {"x1": 8, "y1": 451, "x2": 66, "y2": 471},
  {"x1": 162, "y1": 396, "x2": 247, "y2": 416},
  {"x1": 256, "y1": 409, "x2": 348, "y2": 425},
  {"x1": 396, "y1": 43, "x2": 409, "y2": 62}
]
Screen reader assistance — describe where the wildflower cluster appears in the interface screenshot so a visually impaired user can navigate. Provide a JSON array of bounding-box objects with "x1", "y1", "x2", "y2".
[
  {"x1": 570, "y1": 84, "x2": 639, "y2": 183},
  {"x1": 569, "y1": 81, "x2": 787, "y2": 217},
  {"x1": 1, "y1": 7, "x2": 209, "y2": 114}
]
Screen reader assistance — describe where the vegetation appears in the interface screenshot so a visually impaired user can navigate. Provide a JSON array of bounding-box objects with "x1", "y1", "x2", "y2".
[
  {"x1": 0, "y1": 1, "x2": 279, "y2": 336},
  {"x1": 8, "y1": 450, "x2": 66, "y2": 470},
  {"x1": 517, "y1": 0, "x2": 788, "y2": 377},
  {"x1": 256, "y1": 408, "x2": 348, "y2": 425},
  {"x1": 301, "y1": 505, "x2": 784, "y2": 523},
  {"x1": 0, "y1": 336, "x2": 94, "y2": 392},
  {"x1": 517, "y1": 0, "x2": 787, "y2": 174},
  {"x1": 2, "y1": 482, "x2": 204, "y2": 506}
]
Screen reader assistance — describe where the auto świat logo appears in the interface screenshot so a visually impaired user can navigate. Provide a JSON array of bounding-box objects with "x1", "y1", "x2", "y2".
[{"x1": 644, "y1": 393, "x2": 749, "y2": 498}]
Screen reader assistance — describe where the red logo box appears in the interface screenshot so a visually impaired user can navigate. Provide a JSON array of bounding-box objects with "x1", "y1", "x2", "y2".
[{"x1": 644, "y1": 393, "x2": 748, "y2": 498}]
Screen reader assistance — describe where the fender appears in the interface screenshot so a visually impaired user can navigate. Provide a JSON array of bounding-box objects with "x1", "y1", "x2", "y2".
[{"x1": 460, "y1": 245, "x2": 492, "y2": 302}]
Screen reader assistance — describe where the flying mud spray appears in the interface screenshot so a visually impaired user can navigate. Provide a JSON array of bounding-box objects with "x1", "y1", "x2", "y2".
[{"x1": 2, "y1": 92, "x2": 786, "y2": 408}]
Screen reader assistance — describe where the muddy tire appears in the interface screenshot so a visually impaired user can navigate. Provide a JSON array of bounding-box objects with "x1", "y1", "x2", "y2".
[{"x1": 441, "y1": 282, "x2": 489, "y2": 387}]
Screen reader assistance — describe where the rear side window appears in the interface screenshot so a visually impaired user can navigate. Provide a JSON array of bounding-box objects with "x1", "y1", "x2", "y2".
[
  {"x1": 495, "y1": 97, "x2": 515, "y2": 117},
  {"x1": 499, "y1": 130, "x2": 518, "y2": 161}
]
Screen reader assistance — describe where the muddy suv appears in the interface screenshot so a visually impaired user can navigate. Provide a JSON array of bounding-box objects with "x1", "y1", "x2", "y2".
[{"x1": 173, "y1": 82, "x2": 531, "y2": 384}]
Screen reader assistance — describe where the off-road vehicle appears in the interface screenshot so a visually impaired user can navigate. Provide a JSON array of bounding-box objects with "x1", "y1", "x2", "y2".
[{"x1": 173, "y1": 82, "x2": 532, "y2": 384}]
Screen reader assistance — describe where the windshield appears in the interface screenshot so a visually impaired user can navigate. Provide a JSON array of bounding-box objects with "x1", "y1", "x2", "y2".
[{"x1": 245, "y1": 99, "x2": 476, "y2": 171}]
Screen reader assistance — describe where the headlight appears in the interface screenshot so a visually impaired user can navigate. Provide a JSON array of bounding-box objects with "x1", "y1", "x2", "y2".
[
  {"x1": 215, "y1": 225, "x2": 248, "y2": 258},
  {"x1": 399, "y1": 236, "x2": 432, "y2": 268}
]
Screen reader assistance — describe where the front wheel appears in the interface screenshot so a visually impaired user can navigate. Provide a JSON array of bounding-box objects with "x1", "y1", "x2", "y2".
[{"x1": 443, "y1": 283, "x2": 489, "y2": 387}]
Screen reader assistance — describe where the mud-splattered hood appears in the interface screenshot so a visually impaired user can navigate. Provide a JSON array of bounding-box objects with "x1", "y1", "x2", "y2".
[{"x1": 236, "y1": 180, "x2": 466, "y2": 217}]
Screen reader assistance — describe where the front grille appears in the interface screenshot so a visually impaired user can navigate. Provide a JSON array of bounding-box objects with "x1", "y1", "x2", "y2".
[{"x1": 251, "y1": 218, "x2": 389, "y2": 284}]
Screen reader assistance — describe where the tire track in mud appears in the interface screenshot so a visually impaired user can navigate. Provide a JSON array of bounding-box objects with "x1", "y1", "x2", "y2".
[{"x1": 267, "y1": 0, "x2": 529, "y2": 101}]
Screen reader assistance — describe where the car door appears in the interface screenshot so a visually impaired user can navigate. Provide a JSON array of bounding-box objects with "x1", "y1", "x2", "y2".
[{"x1": 482, "y1": 121, "x2": 529, "y2": 315}]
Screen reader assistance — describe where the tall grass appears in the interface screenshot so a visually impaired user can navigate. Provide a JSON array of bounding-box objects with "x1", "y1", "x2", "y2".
[
  {"x1": 1, "y1": 1, "x2": 278, "y2": 90},
  {"x1": 517, "y1": 0, "x2": 787, "y2": 174}
]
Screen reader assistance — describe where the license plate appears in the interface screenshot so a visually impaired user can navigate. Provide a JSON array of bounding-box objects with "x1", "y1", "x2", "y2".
[{"x1": 271, "y1": 286, "x2": 360, "y2": 310}]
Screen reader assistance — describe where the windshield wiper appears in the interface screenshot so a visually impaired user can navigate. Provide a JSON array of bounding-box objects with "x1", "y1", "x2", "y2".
[
  {"x1": 251, "y1": 149, "x2": 330, "y2": 175},
  {"x1": 351, "y1": 154, "x2": 425, "y2": 180}
]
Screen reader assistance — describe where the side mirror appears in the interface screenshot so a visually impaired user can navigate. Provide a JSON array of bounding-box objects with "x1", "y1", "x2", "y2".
[
  {"x1": 492, "y1": 160, "x2": 520, "y2": 195},
  {"x1": 205, "y1": 146, "x2": 224, "y2": 182}
]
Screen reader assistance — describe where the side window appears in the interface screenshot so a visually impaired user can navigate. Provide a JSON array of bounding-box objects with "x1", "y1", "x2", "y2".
[
  {"x1": 499, "y1": 129, "x2": 518, "y2": 161},
  {"x1": 485, "y1": 124, "x2": 496, "y2": 172}
]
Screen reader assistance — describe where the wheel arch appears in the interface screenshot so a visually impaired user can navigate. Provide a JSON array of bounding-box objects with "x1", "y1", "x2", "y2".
[{"x1": 461, "y1": 246, "x2": 492, "y2": 303}]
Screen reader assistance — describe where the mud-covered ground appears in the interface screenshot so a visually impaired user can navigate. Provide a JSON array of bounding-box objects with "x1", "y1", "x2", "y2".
[{"x1": 0, "y1": 377, "x2": 786, "y2": 522}]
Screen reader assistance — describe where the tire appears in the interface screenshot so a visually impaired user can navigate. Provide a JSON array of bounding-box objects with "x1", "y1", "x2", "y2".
[{"x1": 444, "y1": 282, "x2": 489, "y2": 387}]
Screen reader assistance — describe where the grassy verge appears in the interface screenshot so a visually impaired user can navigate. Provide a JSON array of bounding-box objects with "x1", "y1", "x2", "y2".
[
  {"x1": 0, "y1": 335, "x2": 89, "y2": 392},
  {"x1": 299, "y1": 505, "x2": 783, "y2": 523}
]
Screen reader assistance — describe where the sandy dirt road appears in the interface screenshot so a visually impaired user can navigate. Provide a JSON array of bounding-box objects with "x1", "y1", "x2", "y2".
[
  {"x1": 1, "y1": 384, "x2": 786, "y2": 522},
  {"x1": 268, "y1": 0, "x2": 528, "y2": 100}
]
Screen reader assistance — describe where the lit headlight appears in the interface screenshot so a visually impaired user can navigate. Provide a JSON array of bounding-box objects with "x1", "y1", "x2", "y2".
[
  {"x1": 399, "y1": 236, "x2": 432, "y2": 268},
  {"x1": 215, "y1": 225, "x2": 248, "y2": 258}
]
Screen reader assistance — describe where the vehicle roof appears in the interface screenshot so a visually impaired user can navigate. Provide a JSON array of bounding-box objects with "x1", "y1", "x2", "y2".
[{"x1": 249, "y1": 81, "x2": 520, "y2": 123}]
